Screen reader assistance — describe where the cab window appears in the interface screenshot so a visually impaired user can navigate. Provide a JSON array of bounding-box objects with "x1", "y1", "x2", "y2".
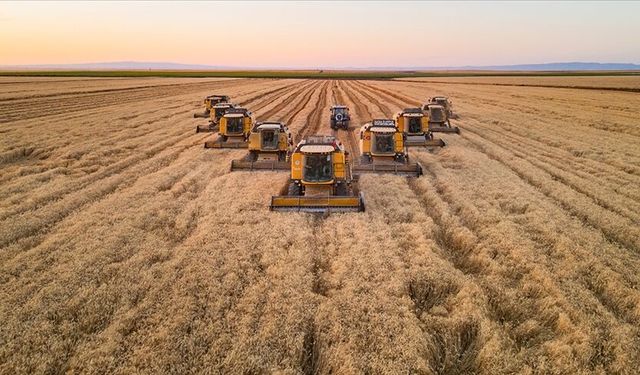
[
  {"x1": 261, "y1": 130, "x2": 279, "y2": 150},
  {"x1": 408, "y1": 117, "x2": 422, "y2": 133},
  {"x1": 372, "y1": 133, "x2": 394, "y2": 154},
  {"x1": 304, "y1": 153, "x2": 333, "y2": 182},
  {"x1": 227, "y1": 117, "x2": 244, "y2": 133}
]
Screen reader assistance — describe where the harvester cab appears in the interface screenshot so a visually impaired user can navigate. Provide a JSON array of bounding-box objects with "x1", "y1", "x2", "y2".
[
  {"x1": 193, "y1": 94, "x2": 231, "y2": 118},
  {"x1": 423, "y1": 103, "x2": 460, "y2": 134},
  {"x1": 394, "y1": 108, "x2": 446, "y2": 148},
  {"x1": 270, "y1": 135, "x2": 365, "y2": 213},
  {"x1": 230, "y1": 121, "x2": 293, "y2": 171},
  {"x1": 428, "y1": 96, "x2": 456, "y2": 119},
  {"x1": 353, "y1": 119, "x2": 423, "y2": 177},
  {"x1": 330, "y1": 105, "x2": 351, "y2": 130},
  {"x1": 196, "y1": 102, "x2": 236, "y2": 133},
  {"x1": 204, "y1": 108, "x2": 253, "y2": 149}
]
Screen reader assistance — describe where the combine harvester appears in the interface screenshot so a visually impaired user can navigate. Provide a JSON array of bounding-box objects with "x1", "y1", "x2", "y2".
[
  {"x1": 270, "y1": 135, "x2": 365, "y2": 213},
  {"x1": 423, "y1": 103, "x2": 460, "y2": 134},
  {"x1": 196, "y1": 102, "x2": 236, "y2": 133},
  {"x1": 193, "y1": 94, "x2": 231, "y2": 118},
  {"x1": 204, "y1": 108, "x2": 252, "y2": 148},
  {"x1": 354, "y1": 119, "x2": 423, "y2": 177},
  {"x1": 329, "y1": 105, "x2": 351, "y2": 130},
  {"x1": 427, "y1": 96, "x2": 457, "y2": 119},
  {"x1": 230, "y1": 121, "x2": 293, "y2": 171},
  {"x1": 394, "y1": 108, "x2": 446, "y2": 148}
]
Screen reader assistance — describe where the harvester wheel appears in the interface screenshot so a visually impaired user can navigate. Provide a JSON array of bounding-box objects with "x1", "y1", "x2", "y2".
[
  {"x1": 288, "y1": 182, "x2": 302, "y2": 196},
  {"x1": 220, "y1": 135, "x2": 228, "y2": 142},
  {"x1": 278, "y1": 152, "x2": 286, "y2": 162},
  {"x1": 335, "y1": 182, "x2": 348, "y2": 196},
  {"x1": 248, "y1": 151, "x2": 258, "y2": 161}
]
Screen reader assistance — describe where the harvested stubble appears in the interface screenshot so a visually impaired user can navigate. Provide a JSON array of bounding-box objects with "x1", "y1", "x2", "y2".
[{"x1": 1, "y1": 76, "x2": 639, "y2": 374}]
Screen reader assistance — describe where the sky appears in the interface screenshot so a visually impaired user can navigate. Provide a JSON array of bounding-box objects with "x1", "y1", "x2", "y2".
[{"x1": 1, "y1": 1, "x2": 639, "y2": 68}]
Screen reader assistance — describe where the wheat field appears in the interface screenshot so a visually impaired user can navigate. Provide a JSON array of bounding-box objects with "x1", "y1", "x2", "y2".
[{"x1": 1, "y1": 76, "x2": 639, "y2": 374}]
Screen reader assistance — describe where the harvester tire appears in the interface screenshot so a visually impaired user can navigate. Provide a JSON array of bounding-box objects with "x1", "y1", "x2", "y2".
[
  {"x1": 288, "y1": 182, "x2": 301, "y2": 196},
  {"x1": 335, "y1": 182, "x2": 348, "y2": 196}
]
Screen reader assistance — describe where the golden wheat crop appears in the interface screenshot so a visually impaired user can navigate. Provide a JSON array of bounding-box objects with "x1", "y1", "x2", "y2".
[{"x1": 1, "y1": 76, "x2": 639, "y2": 374}]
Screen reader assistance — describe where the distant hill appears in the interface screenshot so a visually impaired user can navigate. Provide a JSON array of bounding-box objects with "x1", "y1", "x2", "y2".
[{"x1": 1, "y1": 61, "x2": 639, "y2": 71}]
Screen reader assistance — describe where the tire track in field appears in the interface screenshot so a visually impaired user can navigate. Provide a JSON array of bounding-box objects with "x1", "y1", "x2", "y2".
[
  {"x1": 237, "y1": 80, "x2": 308, "y2": 109},
  {"x1": 281, "y1": 81, "x2": 321, "y2": 126},
  {"x1": 358, "y1": 80, "x2": 422, "y2": 108},
  {"x1": 343, "y1": 81, "x2": 389, "y2": 119},
  {"x1": 294, "y1": 81, "x2": 330, "y2": 142},
  {"x1": 350, "y1": 81, "x2": 395, "y2": 117},
  {"x1": 332, "y1": 82, "x2": 361, "y2": 159},
  {"x1": 293, "y1": 82, "x2": 334, "y2": 372},
  {"x1": 255, "y1": 80, "x2": 321, "y2": 122}
]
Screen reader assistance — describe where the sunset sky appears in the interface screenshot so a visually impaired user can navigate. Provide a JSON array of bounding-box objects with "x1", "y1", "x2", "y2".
[{"x1": 1, "y1": 1, "x2": 639, "y2": 68}]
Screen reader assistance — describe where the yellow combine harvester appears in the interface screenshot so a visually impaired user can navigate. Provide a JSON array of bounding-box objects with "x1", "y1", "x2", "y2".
[
  {"x1": 394, "y1": 108, "x2": 446, "y2": 148},
  {"x1": 354, "y1": 119, "x2": 423, "y2": 177},
  {"x1": 423, "y1": 103, "x2": 460, "y2": 134},
  {"x1": 193, "y1": 95, "x2": 231, "y2": 118},
  {"x1": 230, "y1": 121, "x2": 293, "y2": 171},
  {"x1": 204, "y1": 108, "x2": 252, "y2": 149},
  {"x1": 196, "y1": 102, "x2": 236, "y2": 133},
  {"x1": 270, "y1": 135, "x2": 365, "y2": 213},
  {"x1": 427, "y1": 96, "x2": 457, "y2": 119}
]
